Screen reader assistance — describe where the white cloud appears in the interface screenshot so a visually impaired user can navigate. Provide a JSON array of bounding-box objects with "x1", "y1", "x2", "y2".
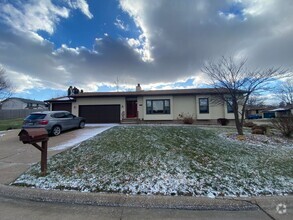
[
  {"x1": 0, "y1": 1, "x2": 70, "y2": 35},
  {"x1": 241, "y1": 0, "x2": 274, "y2": 17},
  {"x1": 0, "y1": 0, "x2": 293, "y2": 97},
  {"x1": 114, "y1": 17, "x2": 129, "y2": 30},
  {"x1": 127, "y1": 38, "x2": 140, "y2": 48},
  {"x1": 219, "y1": 11, "x2": 236, "y2": 20},
  {"x1": 54, "y1": 44, "x2": 80, "y2": 55},
  {"x1": 119, "y1": 0, "x2": 154, "y2": 62},
  {"x1": 8, "y1": 69, "x2": 44, "y2": 93},
  {"x1": 67, "y1": 0, "x2": 93, "y2": 19},
  {"x1": 0, "y1": 0, "x2": 92, "y2": 35}
]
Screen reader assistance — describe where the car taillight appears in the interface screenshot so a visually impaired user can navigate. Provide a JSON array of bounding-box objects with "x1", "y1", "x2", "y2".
[{"x1": 38, "y1": 120, "x2": 49, "y2": 125}]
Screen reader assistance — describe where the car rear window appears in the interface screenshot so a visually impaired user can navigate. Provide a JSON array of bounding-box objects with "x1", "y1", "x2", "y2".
[{"x1": 25, "y1": 114, "x2": 46, "y2": 120}]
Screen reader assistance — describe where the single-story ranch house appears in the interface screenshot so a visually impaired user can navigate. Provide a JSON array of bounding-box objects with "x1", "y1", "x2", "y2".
[{"x1": 46, "y1": 85, "x2": 241, "y2": 124}]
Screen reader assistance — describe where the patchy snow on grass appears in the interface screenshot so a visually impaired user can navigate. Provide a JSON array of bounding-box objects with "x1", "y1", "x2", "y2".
[
  {"x1": 219, "y1": 131, "x2": 293, "y2": 149},
  {"x1": 13, "y1": 126, "x2": 293, "y2": 198}
]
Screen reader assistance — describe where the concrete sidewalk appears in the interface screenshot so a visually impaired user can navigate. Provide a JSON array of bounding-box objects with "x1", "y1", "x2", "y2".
[
  {"x1": 0, "y1": 184, "x2": 292, "y2": 219},
  {"x1": 0, "y1": 127, "x2": 292, "y2": 219}
]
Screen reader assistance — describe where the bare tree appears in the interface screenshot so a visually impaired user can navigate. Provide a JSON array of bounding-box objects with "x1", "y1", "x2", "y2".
[
  {"x1": 0, "y1": 67, "x2": 12, "y2": 101},
  {"x1": 202, "y1": 56, "x2": 289, "y2": 135},
  {"x1": 279, "y1": 79, "x2": 293, "y2": 105},
  {"x1": 247, "y1": 95, "x2": 265, "y2": 107}
]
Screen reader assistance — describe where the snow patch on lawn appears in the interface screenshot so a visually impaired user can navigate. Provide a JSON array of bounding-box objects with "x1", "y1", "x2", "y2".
[
  {"x1": 49, "y1": 124, "x2": 117, "y2": 151},
  {"x1": 219, "y1": 132, "x2": 293, "y2": 149},
  {"x1": 13, "y1": 126, "x2": 293, "y2": 197}
]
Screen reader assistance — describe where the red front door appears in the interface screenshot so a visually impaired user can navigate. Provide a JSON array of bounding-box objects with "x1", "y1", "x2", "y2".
[{"x1": 126, "y1": 100, "x2": 137, "y2": 118}]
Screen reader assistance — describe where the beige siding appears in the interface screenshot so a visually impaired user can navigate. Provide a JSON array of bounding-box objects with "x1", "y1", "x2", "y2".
[
  {"x1": 137, "y1": 96, "x2": 144, "y2": 120},
  {"x1": 72, "y1": 97, "x2": 125, "y2": 120},
  {"x1": 173, "y1": 95, "x2": 196, "y2": 119},
  {"x1": 196, "y1": 95, "x2": 225, "y2": 120},
  {"x1": 70, "y1": 94, "x2": 239, "y2": 122}
]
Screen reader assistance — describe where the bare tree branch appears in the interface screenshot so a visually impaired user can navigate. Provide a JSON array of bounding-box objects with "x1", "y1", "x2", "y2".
[
  {"x1": 279, "y1": 79, "x2": 293, "y2": 105},
  {"x1": 0, "y1": 67, "x2": 12, "y2": 101},
  {"x1": 201, "y1": 56, "x2": 290, "y2": 135}
]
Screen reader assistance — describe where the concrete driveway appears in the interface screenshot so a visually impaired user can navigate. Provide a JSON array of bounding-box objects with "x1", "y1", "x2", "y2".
[{"x1": 0, "y1": 124, "x2": 116, "y2": 184}]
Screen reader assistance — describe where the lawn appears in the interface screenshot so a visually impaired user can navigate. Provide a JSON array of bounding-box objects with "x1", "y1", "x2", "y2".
[
  {"x1": 13, "y1": 125, "x2": 293, "y2": 197},
  {"x1": 0, "y1": 118, "x2": 23, "y2": 131}
]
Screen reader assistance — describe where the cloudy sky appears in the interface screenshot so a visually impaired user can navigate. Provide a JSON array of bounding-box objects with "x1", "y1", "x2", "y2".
[{"x1": 0, "y1": 0, "x2": 292, "y2": 101}]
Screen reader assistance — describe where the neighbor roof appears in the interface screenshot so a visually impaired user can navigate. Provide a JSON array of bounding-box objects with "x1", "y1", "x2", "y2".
[{"x1": 2, "y1": 97, "x2": 46, "y2": 105}]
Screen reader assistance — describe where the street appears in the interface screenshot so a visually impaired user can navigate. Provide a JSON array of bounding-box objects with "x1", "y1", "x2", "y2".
[{"x1": 0, "y1": 196, "x2": 275, "y2": 220}]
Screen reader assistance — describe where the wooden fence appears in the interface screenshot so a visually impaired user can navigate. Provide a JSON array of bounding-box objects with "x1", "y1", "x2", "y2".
[{"x1": 0, "y1": 109, "x2": 48, "y2": 120}]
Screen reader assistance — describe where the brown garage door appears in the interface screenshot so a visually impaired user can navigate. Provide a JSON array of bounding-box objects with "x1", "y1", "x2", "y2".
[
  {"x1": 52, "y1": 103, "x2": 72, "y2": 112},
  {"x1": 79, "y1": 105, "x2": 120, "y2": 123}
]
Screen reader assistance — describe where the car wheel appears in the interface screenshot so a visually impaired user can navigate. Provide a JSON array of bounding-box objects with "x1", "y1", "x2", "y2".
[
  {"x1": 79, "y1": 121, "x2": 85, "y2": 129},
  {"x1": 51, "y1": 126, "x2": 61, "y2": 136}
]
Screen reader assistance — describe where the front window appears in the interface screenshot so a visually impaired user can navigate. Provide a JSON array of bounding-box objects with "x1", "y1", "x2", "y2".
[
  {"x1": 227, "y1": 98, "x2": 234, "y2": 113},
  {"x1": 199, "y1": 98, "x2": 209, "y2": 114},
  {"x1": 146, "y1": 99, "x2": 170, "y2": 114}
]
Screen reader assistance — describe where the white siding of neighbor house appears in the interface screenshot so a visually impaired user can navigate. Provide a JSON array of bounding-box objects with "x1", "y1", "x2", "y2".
[
  {"x1": 1, "y1": 99, "x2": 26, "y2": 109},
  {"x1": 72, "y1": 97, "x2": 126, "y2": 120},
  {"x1": 173, "y1": 95, "x2": 196, "y2": 120},
  {"x1": 143, "y1": 96, "x2": 173, "y2": 120}
]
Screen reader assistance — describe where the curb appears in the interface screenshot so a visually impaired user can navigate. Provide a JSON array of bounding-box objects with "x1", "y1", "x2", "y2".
[{"x1": 0, "y1": 184, "x2": 257, "y2": 210}]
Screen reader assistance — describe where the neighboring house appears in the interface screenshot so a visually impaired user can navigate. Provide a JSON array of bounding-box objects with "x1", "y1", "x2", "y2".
[
  {"x1": 262, "y1": 105, "x2": 293, "y2": 118},
  {"x1": 245, "y1": 106, "x2": 267, "y2": 118},
  {"x1": 1, "y1": 98, "x2": 47, "y2": 110},
  {"x1": 245, "y1": 105, "x2": 281, "y2": 119},
  {"x1": 46, "y1": 85, "x2": 244, "y2": 124}
]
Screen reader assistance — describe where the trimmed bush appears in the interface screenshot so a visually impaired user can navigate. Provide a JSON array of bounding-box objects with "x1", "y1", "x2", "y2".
[
  {"x1": 217, "y1": 118, "x2": 229, "y2": 126},
  {"x1": 178, "y1": 113, "x2": 195, "y2": 124}
]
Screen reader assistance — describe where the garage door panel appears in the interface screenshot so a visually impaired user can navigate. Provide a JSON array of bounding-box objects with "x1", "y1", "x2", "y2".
[{"x1": 79, "y1": 105, "x2": 120, "y2": 123}]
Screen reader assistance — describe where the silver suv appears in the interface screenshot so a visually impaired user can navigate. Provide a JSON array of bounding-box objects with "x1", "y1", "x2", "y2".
[{"x1": 22, "y1": 111, "x2": 86, "y2": 136}]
